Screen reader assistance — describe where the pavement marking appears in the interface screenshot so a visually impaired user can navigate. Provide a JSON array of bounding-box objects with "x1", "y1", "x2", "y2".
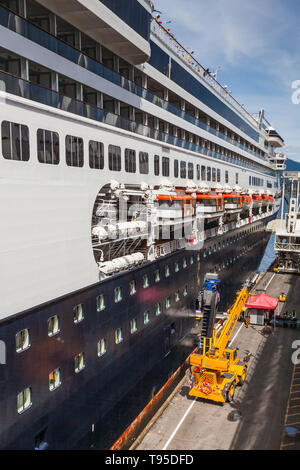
[
  {"x1": 162, "y1": 322, "x2": 245, "y2": 450},
  {"x1": 228, "y1": 323, "x2": 244, "y2": 346},
  {"x1": 162, "y1": 399, "x2": 196, "y2": 450},
  {"x1": 264, "y1": 273, "x2": 276, "y2": 291}
]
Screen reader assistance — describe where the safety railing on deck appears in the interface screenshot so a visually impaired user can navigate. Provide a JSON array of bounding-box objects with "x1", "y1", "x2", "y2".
[
  {"x1": 150, "y1": 19, "x2": 258, "y2": 129},
  {"x1": 275, "y1": 242, "x2": 300, "y2": 252},
  {"x1": 0, "y1": 5, "x2": 268, "y2": 164},
  {"x1": 0, "y1": 70, "x2": 275, "y2": 175}
]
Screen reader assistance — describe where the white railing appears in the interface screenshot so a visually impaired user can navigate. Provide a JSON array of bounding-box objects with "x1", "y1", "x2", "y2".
[
  {"x1": 150, "y1": 19, "x2": 258, "y2": 128},
  {"x1": 275, "y1": 243, "x2": 300, "y2": 252}
]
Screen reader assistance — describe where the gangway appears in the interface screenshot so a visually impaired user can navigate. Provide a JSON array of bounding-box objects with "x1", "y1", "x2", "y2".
[{"x1": 268, "y1": 172, "x2": 300, "y2": 273}]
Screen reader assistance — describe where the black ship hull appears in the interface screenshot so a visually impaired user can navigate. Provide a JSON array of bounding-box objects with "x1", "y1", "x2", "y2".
[{"x1": 0, "y1": 217, "x2": 272, "y2": 449}]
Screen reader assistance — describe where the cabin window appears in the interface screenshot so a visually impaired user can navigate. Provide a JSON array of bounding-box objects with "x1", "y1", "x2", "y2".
[
  {"x1": 89, "y1": 140, "x2": 104, "y2": 169},
  {"x1": 183, "y1": 258, "x2": 187, "y2": 268},
  {"x1": 73, "y1": 304, "x2": 84, "y2": 323},
  {"x1": 144, "y1": 311, "x2": 150, "y2": 325},
  {"x1": 96, "y1": 294, "x2": 105, "y2": 311},
  {"x1": 196, "y1": 164, "x2": 201, "y2": 180},
  {"x1": 74, "y1": 352, "x2": 85, "y2": 373},
  {"x1": 129, "y1": 280, "x2": 136, "y2": 295},
  {"x1": 37, "y1": 129, "x2": 59, "y2": 165},
  {"x1": 175, "y1": 290, "x2": 180, "y2": 302},
  {"x1": 66, "y1": 135, "x2": 83, "y2": 167},
  {"x1": 114, "y1": 287, "x2": 123, "y2": 303},
  {"x1": 212, "y1": 168, "x2": 216, "y2": 182},
  {"x1": 139, "y1": 152, "x2": 149, "y2": 174},
  {"x1": 16, "y1": 329, "x2": 30, "y2": 353},
  {"x1": 175, "y1": 262, "x2": 179, "y2": 272},
  {"x1": 2, "y1": 121, "x2": 30, "y2": 161},
  {"x1": 143, "y1": 274, "x2": 149, "y2": 288},
  {"x1": 188, "y1": 163, "x2": 194, "y2": 179},
  {"x1": 108, "y1": 145, "x2": 121, "y2": 171},
  {"x1": 130, "y1": 318, "x2": 138, "y2": 334},
  {"x1": 115, "y1": 328, "x2": 123, "y2": 344},
  {"x1": 207, "y1": 167, "x2": 211, "y2": 182},
  {"x1": 183, "y1": 285, "x2": 188, "y2": 296},
  {"x1": 190, "y1": 256, "x2": 194, "y2": 265},
  {"x1": 17, "y1": 387, "x2": 32, "y2": 414},
  {"x1": 31, "y1": 60, "x2": 52, "y2": 86},
  {"x1": 236, "y1": 173, "x2": 239, "y2": 184},
  {"x1": 165, "y1": 296, "x2": 171, "y2": 309},
  {"x1": 225, "y1": 170, "x2": 229, "y2": 184},
  {"x1": 48, "y1": 315, "x2": 60, "y2": 337},
  {"x1": 165, "y1": 265, "x2": 170, "y2": 278},
  {"x1": 201, "y1": 165, "x2": 206, "y2": 181},
  {"x1": 180, "y1": 161, "x2": 186, "y2": 178},
  {"x1": 155, "y1": 270, "x2": 160, "y2": 283},
  {"x1": 162, "y1": 157, "x2": 170, "y2": 177},
  {"x1": 154, "y1": 155, "x2": 160, "y2": 176},
  {"x1": 49, "y1": 368, "x2": 61, "y2": 391},
  {"x1": 174, "y1": 159, "x2": 179, "y2": 177},
  {"x1": 125, "y1": 148, "x2": 136, "y2": 173},
  {"x1": 155, "y1": 303, "x2": 162, "y2": 316},
  {"x1": 97, "y1": 338, "x2": 106, "y2": 357},
  {"x1": 217, "y1": 168, "x2": 221, "y2": 182}
]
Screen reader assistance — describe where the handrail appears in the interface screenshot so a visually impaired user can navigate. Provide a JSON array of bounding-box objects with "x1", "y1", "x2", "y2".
[{"x1": 0, "y1": 69, "x2": 275, "y2": 175}]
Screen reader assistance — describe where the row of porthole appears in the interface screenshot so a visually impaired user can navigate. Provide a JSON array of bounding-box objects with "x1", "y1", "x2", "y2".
[
  {"x1": 210, "y1": 240, "x2": 263, "y2": 273},
  {"x1": 16, "y1": 287, "x2": 190, "y2": 415},
  {"x1": 203, "y1": 225, "x2": 260, "y2": 257},
  {"x1": 15, "y1": 254, "x2": 199, "y2": 354}
]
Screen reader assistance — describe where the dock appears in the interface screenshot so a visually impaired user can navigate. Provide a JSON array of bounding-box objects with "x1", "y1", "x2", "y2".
[{"x1": 131, "y1": 271, "x2": 300, "y2": 450}]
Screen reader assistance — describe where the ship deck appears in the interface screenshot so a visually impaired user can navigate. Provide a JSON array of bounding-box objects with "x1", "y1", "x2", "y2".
[{"x1": 134, "y1": 272, "x2": 300, "y2": 450}]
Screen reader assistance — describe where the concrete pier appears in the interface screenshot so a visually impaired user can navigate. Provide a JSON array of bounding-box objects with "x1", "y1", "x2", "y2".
[{"x1": 134, "y1": 271, "x2": 300, "y2": 450}]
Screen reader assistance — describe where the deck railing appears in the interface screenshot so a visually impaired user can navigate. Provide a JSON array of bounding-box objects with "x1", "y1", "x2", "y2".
[
  {"x1": 151, "y1": 19, "x2": 258, "y2": 128},
  {"x1": 0, "y1": 5, "x2": 268, "y2": 164}
]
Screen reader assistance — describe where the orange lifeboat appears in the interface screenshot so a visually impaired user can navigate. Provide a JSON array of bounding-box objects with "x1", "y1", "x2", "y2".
[
  {"x1": 261, "y1": 194, "x2": 270, "y2": 206},
  {"x1": 222, "y1": 193, "x2": 242, "y2": 211},
  {"x1": 196, "y1": 193, "x2": 224, "y2": 214},
  {"x1": 156, "y1": 193, "x2": 196, "y2": 217},
  {"x1": 242, "y1": 195, "x2": 252, "y2": 209},
  {"x1": 252, "y1": 194, "x2": 262, "y2": 207}
]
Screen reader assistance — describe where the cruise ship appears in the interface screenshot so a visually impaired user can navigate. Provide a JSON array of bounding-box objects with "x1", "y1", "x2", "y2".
[{"x1": 0, "y1": 0, "x2": 286, "y2": 449}]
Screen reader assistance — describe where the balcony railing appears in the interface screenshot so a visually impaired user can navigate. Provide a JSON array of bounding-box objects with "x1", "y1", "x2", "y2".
[
  {"x1": 150, "y1": 19, "x2": 258, "y2": 129},
  {"x1": 275, "y1": 243, "x2": 300, "y2": 252},
  {"x1": 0, "y1": 5, "x2": 268, "y2": 165},
  {"x1": 0, "y1": 69, "x2": 275, "y2": 177}
]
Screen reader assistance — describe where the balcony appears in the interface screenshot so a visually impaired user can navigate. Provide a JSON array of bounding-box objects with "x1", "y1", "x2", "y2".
[
  {"x1": 267, "y1": 128, "x2": 284, "y2": 148},
  {"x1": 37, "y1": 0, "x2": 151, "y2": 64},
  {"x1": 268, "y1": 152, "x2": 287, "y2": 170}
]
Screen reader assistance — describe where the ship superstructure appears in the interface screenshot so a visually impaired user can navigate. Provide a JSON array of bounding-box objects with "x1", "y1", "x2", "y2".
[{"x1": 0, "y1": 0, "x2": 286, "y2": 449}]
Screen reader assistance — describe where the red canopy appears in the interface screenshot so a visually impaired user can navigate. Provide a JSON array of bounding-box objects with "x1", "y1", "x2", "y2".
[{"x1": 245, "y1": 292, "x2": 279, "y2": 310}]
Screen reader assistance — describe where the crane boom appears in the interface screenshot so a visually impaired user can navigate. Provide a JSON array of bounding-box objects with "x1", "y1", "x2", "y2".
[{"x1": 215, "y1": 288, "x2": 248, "y2": 353}]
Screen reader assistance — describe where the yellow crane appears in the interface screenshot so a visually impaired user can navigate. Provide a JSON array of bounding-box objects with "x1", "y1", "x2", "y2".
[{"x1": 188, "y1": 288, "x2": 249, "y2": 403}]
